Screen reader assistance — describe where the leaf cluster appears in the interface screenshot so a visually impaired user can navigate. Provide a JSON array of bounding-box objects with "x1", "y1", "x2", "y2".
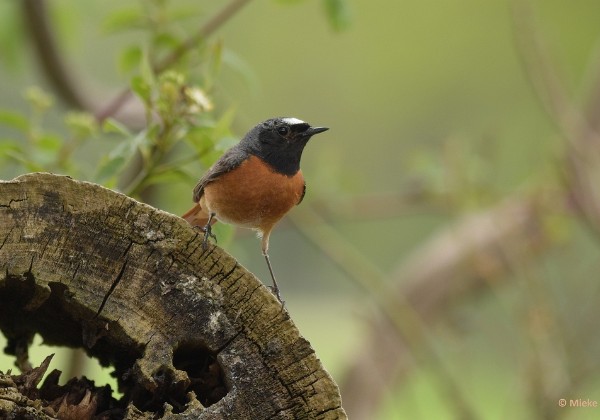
[{"x1": 0, "y1": 0, "x2": 350, "y2": 201}]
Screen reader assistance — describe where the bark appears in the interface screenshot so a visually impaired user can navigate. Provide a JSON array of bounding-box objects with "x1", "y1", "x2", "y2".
[{"x1": 0, "y1": 173, "x2": 346, "y2": 419}]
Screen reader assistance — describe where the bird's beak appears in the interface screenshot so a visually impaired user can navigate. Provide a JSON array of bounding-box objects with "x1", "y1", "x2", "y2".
[{"x1": 306, "y1": 126, "x2": 329, "y2": 136}]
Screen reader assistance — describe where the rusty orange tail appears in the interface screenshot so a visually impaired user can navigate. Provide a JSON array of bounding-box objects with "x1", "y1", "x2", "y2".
[{"x1": 182, "y1": 203, "x2": 212, "y2": 228}]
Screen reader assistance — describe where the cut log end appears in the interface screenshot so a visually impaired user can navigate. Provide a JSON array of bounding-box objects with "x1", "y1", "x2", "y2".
[{"x1": 0, "y1": 173, "x2": 346, "y2": 419}]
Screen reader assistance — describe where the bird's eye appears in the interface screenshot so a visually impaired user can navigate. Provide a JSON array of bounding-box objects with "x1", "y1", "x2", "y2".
[{"x1": 277, "y1": 126, "x2": 290, "y2": 136}]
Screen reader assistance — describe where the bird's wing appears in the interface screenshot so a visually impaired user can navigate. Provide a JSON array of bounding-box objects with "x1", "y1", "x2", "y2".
[
  {"x1": 192, "y1": 147, "x2": 248, "y2": 202},
  {"x1": 298, "y1": 182, "x2": 306, "y2": 205}
]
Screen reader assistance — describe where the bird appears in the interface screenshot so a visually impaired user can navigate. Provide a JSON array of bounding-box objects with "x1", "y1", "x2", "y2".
[{"x1": 182, "y1": 117, "x2": 328, "y2": 303}]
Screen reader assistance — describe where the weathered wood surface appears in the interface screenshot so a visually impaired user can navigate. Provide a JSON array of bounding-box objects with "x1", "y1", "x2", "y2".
[{"x1": 0, "y1": 173, "x2": 346, "y2": 419}]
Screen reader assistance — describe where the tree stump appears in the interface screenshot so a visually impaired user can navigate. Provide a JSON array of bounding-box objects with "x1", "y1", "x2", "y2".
[{"x1": 0, "y1": 173, "x2": 346, "y2": 419}]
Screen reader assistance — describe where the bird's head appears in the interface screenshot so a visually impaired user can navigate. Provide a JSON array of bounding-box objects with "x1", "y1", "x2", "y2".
[{"x1": 242, "y1": 117, "x2": 329, "y2": 175}]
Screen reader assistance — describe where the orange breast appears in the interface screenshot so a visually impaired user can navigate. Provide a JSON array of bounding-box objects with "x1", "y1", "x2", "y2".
[{"x1": 201, "y1": 155, "x2": 305, "y2": 233}]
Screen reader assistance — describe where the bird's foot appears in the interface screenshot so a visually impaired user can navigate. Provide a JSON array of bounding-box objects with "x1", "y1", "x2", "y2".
[
  {"x1": 201, "y1": 224, "x2": 217, "y2": 250},
  {"x1": 268, "y1": 284, "x2": 285, "y2": 308}
]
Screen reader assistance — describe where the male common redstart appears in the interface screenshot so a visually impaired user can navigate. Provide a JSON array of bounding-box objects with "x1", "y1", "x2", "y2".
[{"x1": 182, "y1": 117, "x2": 328, "y2": 302}]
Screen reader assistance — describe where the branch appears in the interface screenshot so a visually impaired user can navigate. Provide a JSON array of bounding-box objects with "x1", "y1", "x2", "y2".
[
  {"x1": 338, "y1": 4, "x2": 600, "y2": 416},
  {"x1": 95, "y1": 0, "x2": 254, "y2": 122},
  {"x1": 20, "y1": 0, "x2": 253, "y2": 126},
  {"x1": 511, "y1": 0, "x2": 600, "y2": 235},
  {"x1": 339, "y1": 193, "x2": 550, "y2": 418},
  {"x1": 21, "y1": 0, "x2": 88, "y2": 110},
  {"x1": 154, "y1": 0, "x2": 254, "y2": 74},
  {"x1": 20, "y1": 0, "x2": 146, "y2": 128}
]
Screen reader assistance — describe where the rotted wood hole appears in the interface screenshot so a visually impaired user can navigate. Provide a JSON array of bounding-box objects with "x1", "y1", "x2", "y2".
[
  {"x1": 0, "y1": 272, "x2": 228, "y2": 418},
  {"x1": 0, "y1": 173, "x2": 346, "y2": 419},
  {"x1": 172, "y1": 342, "x2": 227, "y2": 408}
]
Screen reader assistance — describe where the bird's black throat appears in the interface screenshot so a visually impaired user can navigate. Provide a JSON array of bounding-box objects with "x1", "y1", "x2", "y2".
[{"x1": 248, "y1": 142, "x2": 307, "y2": 176}]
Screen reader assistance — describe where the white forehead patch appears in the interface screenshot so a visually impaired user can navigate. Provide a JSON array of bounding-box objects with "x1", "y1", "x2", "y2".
[{"x1": 282, "y1": 117, "x2": 305, "y2": 125}]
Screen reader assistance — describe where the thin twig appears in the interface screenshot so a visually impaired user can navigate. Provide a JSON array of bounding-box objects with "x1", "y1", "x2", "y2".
[
  {"x1": 96, "y1": 0, "x2": 254, "y2": 123},
  {"x1": 21, "y1": 0, "x2": 254, "y2": 126},
  {"x1": 154, "y1": 0, "x2": 254, "y2": 74},
  {"x1": 94, "y1": 90, "x2": 135, "y2": 123},
  {"x1": 511, "y1": 0, "x2": 600, "y2": 237}
]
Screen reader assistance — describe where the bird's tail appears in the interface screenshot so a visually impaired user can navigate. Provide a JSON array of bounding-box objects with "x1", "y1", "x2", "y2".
[{"x1": 182, "y1": 203, "x2": 211, "y2": 228}]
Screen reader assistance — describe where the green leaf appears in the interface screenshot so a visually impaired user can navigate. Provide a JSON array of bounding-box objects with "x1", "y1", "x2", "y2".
[
  {"x1": 0, "y1": 139, "x2": 23, "y2": 158},
  {"x1": 0, "y1": 109, "x2": 29, "y2": 132},
  {"x1": 184, "y1": 126, "x2": 213, "y2": 154},
  {"x1": 65, "y1": 112, "x2": 98, "y2": 139},
  {"x1": 95, "y1": 131, "x2": 146, "y2": 184},
  {"x1": 158, "y1": 71, "x2": 185, "y2": 104},
  {"x1": 2, "y1": 148, "x2": 44, "y2": 172},
  {"x1": 119, "y1": 45, "x2": 143, "y2": 74},
  {"x1": 183, "y1": 109, "x2": 236, "y2": 159},
  {"x1": 152, "y1": 32, "x2": 181, "y2": 52},
  {"x1": 131, "y1": 75, "x2": 153, "y2": 104},
  {"x1": 103, "y1": 8, "x2": 145, "y2": 33},
  {"x1": 140, "y1": 50, "x2": 155, "y2": 85},
  {"x1": 95, "y1": 155, "x2": 126, "y2": 186},
  {"x1": 24, "y1": 86, "x2": 54, "y2": 113},
  {"x1": 37, "y1": 133, "x2": 62, "y2": 153},
  {"x1": 130, "y1": 50, "x2": 156, "y2": 105},
  {"x1": 102, "y1": 118, "x2": 132, "y2": 136},
  {"x1": 322, "y1": 0, "x2": 351, "y2": 31}
]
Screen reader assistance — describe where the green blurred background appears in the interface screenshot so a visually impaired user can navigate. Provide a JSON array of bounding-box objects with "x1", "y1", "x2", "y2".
[{"x1": 2, "y1": 0, "x2": 600, "y2": 418}]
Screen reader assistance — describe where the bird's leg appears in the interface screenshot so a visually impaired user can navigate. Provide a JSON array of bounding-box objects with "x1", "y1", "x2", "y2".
[
  {"x1": 264, "y1": 252, "x2": 284, "y2": 305},
  {"x1": 201, "y1": 212, "x2": 217, "y2": 250},
  {"x1": 261, "y1": 232, "x2": 284, "y2": 306}
]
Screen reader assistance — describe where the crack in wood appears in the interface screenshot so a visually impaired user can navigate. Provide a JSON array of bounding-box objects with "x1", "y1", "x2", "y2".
[
  {"x1": 200, "y1": 243, "x2": 217, "y2": 259},
  {"x1": 316, "y1": 405, "x2": 344, "y2": 416},
  {"x1": 39, "y1": 233, "x2": 54, "y2": 258},
  {"x1": 71, "y1": 261, "x2": 81, "y2": 282},
  {"x1": 206, "y1": 255, "x2": 223, "y2": 277},
  {"x1": 232, "y1": 282, "x2": 262, "y2": 308},
  {"x1": 0, "y1": 226, "x2": 14, "y2": 251},
  {"x1": 241, "y1": 306, "x2": 265, "y2": 331},
  {"x1": 0, "y1": 196, "x2": 28, "y2": 208},
  {"x1": 121, "y1": 240, "x2": 134, "y2": 259},
  {"x1": 206, "y1": 261, "x2": 238, "y2": 285},
  {"x1": 27, "y1": 254, "x2": 35, "y2": 275},
  {"x1": 220, "y1": 263, "x2": 238, "y2": 283},
  {"x1": 95, "y1": 259, "x2": 128, "y2": 317},
  {"x1": 139, "y1": 282, "x2": 158, "y2": 300},
  {"x1": 144, "y1": 248, "x2": 156, "y2": 264},
  {"x1": 184, "y1": 232, "x2": 200, "y2": 248},
  {"x1": 145, "y1": 330, "x2": 158, "y2": 347},
  {"x1": 216, "y1": 328, "x2": 244, "y2": 354},
  {"x1": 286, "y1": 368, "x2": 321, "y2": 389},
  {"x1": 186, "y1": 238, "x2": 204, "y2": 259}
]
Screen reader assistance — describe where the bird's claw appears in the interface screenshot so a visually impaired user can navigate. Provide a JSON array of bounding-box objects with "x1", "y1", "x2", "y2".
[
  {"x1": 268, "y1": 285, "x2": 285, "y2": 308},
  {"x1": 201, "y1": 224, "x2": 217, "y2": 250}
]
